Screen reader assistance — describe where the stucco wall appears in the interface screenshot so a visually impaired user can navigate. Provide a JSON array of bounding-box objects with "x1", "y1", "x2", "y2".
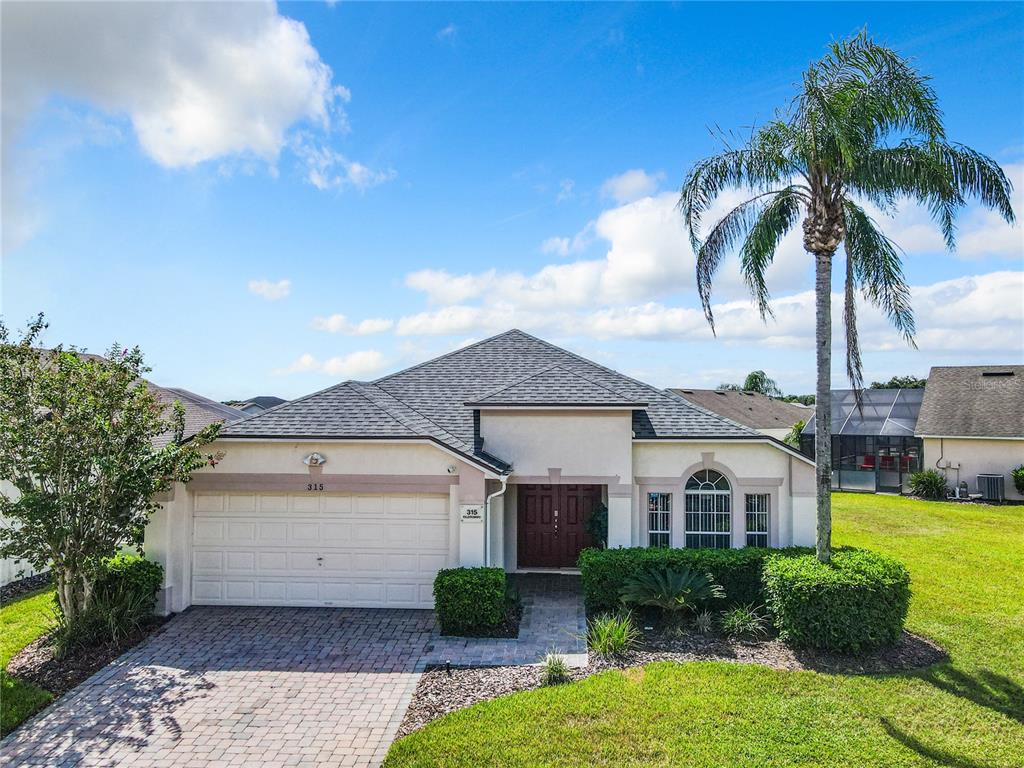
[
  {"x1": 923, "y1": 437, "x2": 1024, "y2": 500},
  {"x1": 632, "y1": 441, "x2": 815, "y2": 547},
  {"x1": 479, "y1": 410, "x2": 633, "y2": 481}
]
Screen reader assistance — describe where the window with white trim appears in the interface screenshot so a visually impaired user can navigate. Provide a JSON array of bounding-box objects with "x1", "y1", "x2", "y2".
[
  {"x1": 684, "y1": 470, "x2": 731, "y2": 548},
  {"x1": 647, "y1": 492, "x2": 671, "y2": 548},
  {"x1": 745, "y1": 494, "x2": 770, "y2": 547}
]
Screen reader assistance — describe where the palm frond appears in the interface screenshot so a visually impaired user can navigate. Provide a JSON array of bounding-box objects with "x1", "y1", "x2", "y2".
[
  {"x1": 843, "y1": 251, "x2": 864, "y2": 402},
  {"x1": 738, "y1": 187, "x2": 803, "y2": 320},
  {"x1": 843, "y1": 200, "x2": 916, "y2": 344}
]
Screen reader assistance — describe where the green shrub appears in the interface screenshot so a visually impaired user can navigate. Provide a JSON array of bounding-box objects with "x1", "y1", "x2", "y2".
[
  {"x1": 541, "y1": 653, "x2": 570, "y2": 686},
  {"x1": 578, "y1": 546, "x2": 808, "y2": 615},
  {"x1": 54, "y1": 554, "x2": 163, "y2": 655},
  {"x1": 908, "y1": 469, "x2": 948, "y2": 500},
  {"x1": 433, "y1": 567, "x2": 507, "y2": 636},
  {"x1": 619, "y1": 567, "x2": 723, "y2": 626},
  {"x1": 763, "y1": 549, "x2": 911, "y2": 653},
  {"x1": 719, "y1": 603, "x2": 770, "y2": 641},
  {"x1": 586, "y1": 611, "x2": 640, "y2": 656},
  {"x1": 694, "y1": 610, "x2": 715, "y2": 635},
  {"x1": 1011, "y1": 465, "x2": 1024, "y2": 496}
]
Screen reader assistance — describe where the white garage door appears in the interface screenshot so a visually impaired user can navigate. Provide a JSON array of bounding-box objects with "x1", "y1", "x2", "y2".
[{"x1": 191, "y1": 491, "x2": 450, "y2": 608}]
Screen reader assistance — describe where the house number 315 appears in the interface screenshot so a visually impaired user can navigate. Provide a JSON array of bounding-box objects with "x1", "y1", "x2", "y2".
[{"x1": 306, "y1": 483, "x2": 324, "y2": 492}]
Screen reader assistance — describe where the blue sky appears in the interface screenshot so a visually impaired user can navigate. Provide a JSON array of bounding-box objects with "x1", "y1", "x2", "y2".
[{"x1": 2, "y1": 2, "x2": 1022, "y2": 401}]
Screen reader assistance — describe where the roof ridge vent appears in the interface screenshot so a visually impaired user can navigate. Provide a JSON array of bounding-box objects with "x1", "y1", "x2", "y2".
[{"x1": 982, "y1": 371, "x2": 1014, "y2": 377}]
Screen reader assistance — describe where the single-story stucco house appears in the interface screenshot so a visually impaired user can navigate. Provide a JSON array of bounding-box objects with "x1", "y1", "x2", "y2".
[
  {"x1": 145, "y1": 330, "x2": 816, "y2": 614},
  {"x1": 668, "y1": 388, "x2": 810, "y2": 440},
  {"x1": 916, "y1": 365, "x2": 1024, "y2": 500}
]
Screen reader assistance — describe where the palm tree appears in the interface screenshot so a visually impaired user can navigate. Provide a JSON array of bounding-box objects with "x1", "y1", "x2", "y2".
[
  {"x1": 718, "y1": 370, "x2": 782, "y2": 396},
  {"x1": 678, "y1": 31, "x2": 1014, "y2": 562}
]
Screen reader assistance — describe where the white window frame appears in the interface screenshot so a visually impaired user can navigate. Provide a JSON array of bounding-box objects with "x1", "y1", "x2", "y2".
[
  {"x1": 745, "y1": 493, "x2": 770, "y2": 547},
  {"x1": 684, "y1": 470, "x2": 732, "y2": 549},
  {"x1": 647, "y1": 492, "x2": 671, "y2": 548}
]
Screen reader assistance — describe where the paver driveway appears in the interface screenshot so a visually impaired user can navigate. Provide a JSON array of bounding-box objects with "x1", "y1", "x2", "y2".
[{"x1": 1, "y1": 607, "x2": 436, "y2": 768}]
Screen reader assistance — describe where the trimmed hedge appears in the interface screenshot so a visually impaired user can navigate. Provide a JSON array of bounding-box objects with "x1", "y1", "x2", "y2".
[
  {"x1": 433, "y1": 567, "x2": 507, "y2": 636},
  {"x1": 95, "y1": 553, "x2": 164, "y2": 611},
  {"x1": 763, "y1": 548, "x2": 911, "y2": 653},
  {"x1": 578, "y1": 547, "x2": 810, "y2": 614}
]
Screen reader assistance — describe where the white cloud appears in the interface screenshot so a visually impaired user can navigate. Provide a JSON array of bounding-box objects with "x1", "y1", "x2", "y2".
[
  {"x1": 436, "y1": 23, "x2": 458, "y2": 43},
  {"x1": 556, "y1": 178, "x2": 575, "y2": 203},
  {"x1": 600, "y1": 169, "x2": 665, "y2": 204},
  {"x1": 277, "y1": 350, "x2": 386, "y2": 379},
  {"x1": 293, "y1": 137, "x2": 396, "y2": 191},
  {"x1": 311, "y1": 314, "x2": 393, "y2": 334},
  {"x1": 2, "y1": 2, "x2": 391, "y2": 252},
  {"x1": 248, "y1": 278, "x2": 291, "y2": 301},
  {"x1": 382, "y1": 271, "x2": 1023, "y2": 362}
]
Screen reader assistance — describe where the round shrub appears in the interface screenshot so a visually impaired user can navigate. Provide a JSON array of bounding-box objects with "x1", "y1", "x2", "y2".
[
  {"x1": 908, "y1": 469, "x2": 948, "y2": 500},
  {"x1": 763, "y1": 549, "x2": 910, "y2": 653},
  {"x1": 433, "y1": 567, "x2": 507, "y2": 636}
]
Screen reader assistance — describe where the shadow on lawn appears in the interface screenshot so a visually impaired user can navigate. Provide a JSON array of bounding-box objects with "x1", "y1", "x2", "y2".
[
  {"x1": 920, "y1": 664, "x2": 1024, "y2": 724},
  {"x1": 881, "y1": 718, "x2": 996, "y2": 768}
]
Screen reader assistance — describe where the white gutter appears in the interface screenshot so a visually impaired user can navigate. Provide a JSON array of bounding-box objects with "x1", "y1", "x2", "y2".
[{"x1": 484, "y1": 474, "x2": 510, "y2": 567}]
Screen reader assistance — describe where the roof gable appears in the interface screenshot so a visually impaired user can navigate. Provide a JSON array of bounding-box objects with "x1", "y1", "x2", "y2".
[{"x1": 467, "y1": 365, "x2": 647, "y2": 407}]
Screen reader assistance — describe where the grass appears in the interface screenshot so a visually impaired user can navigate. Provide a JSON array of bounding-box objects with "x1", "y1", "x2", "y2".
[
  {"x1": 1, "y1": 587, "x2": 57, "y2": 736},
  {"x1": 385, "y1": 493, "x2": 1024, "y2": 767}
]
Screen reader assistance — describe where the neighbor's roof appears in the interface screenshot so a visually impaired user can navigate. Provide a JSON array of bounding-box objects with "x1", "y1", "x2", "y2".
[
  {"x1": 229, "y1": 395, "x2": 287, "y2": 411},
  {"x1": 221, "y1": 329, "x2": 761, "y2": 471},
  {"x1": 802, "y1": 388, "x2": 923, "y2": 437},
  {"x1": 153, "y1": 387, "x2": 244, "y2": 448},
  {"x1": 914, "y1": 365, "x2": 1024, "y2": 438},
  {"x1": 669, "y1": 389, "x2": 809, "y2": 431}
]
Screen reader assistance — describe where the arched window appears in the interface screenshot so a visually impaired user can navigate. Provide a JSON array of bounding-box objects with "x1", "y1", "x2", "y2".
[{"x1": 684, "y1": 469, "x2": 732, "y2": 548}]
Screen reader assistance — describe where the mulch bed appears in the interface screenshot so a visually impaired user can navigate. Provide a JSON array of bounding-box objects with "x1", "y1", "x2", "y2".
[
  {"x1": 1, "y1": 572, "x2": 53, "y2": 604},
  {"x1": 6, "y1": 617, "x2": 169, "y2": 698},
  {"x1": 396, "y1": 629, "x2": 946, "y2": 737}
]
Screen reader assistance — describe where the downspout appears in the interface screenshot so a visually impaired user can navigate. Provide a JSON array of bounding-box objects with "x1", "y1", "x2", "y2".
[{"x1": 484, "y1": 474, "x2": 510, "y2": 567}]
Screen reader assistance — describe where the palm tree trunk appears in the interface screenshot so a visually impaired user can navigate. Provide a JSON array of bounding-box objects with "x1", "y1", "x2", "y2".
[{"x1": 814, "y1": 249, "x2": 833, "y2": 563}]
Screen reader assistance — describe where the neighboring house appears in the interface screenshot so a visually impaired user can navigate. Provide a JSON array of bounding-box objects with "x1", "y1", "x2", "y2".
[
  {"x1": 146, "y1": 329, "x2": 816, "y2": 614},
  {"x1": 669, "y1": 388, "x2": 810, "y2": 440},
  {"x1": 227, "y1": 396, "x2": 287, "y2": 415},
  {"x1": 0, "y1": 381, "x2": 243, "y2": 586},
  {"x1": 800, "y1": 388, "x2": 924, "y2": 494},
  {"x1": 915, "y1": 365, "x2": 1024, "y2": 500}
]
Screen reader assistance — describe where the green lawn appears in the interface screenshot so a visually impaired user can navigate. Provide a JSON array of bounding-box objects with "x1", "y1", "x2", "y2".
[
  {"x1": 1, "y1": 587, "x2": 57, "y2": 736},
  {"x1": 385, "y1": 493, "x2": 1024, "y2": 767}
]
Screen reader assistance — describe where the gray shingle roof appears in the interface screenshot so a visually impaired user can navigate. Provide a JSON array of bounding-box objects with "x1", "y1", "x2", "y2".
[
  {"x1": 467, "y1": 365, "x2": 648, "y2": 407},
  {"x1": 915, "y1": 365, "x2": 1024, "y2": 438},
  {"x1": 152, "y1": 388, "x2": 245, "y2": 448},
  {"x1": 221, "y1": 329, "x2": 760, "y2": 470},
  {"x1": 670, "y1": 389, "x2": 809, "y2": 431}
]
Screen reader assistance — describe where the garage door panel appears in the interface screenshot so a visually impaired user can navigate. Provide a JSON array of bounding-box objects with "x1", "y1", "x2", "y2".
[
  {"x1": 291, "y1": 496, "x2": 319, "y2": 514},
  {"x1": 258, "y1": 551, "x2": 288, "y2": 571},
  {"x1": 193, "y1": 520, "x2": 224, "y2": 544},
  {"x1": 225, "y1": 551, "x2": 256, "y2": 572},
  {"x1": 290, "y1": 522, "x2": 320, "y2": 543},
  {"x1": 258, "y1": 522, "x2": 288, "y2": 543},
  {"x1": 226, "y1": 522, "x2": 256, "y2": 542},
  {"x1": 192, "y1": 492, "x2": 449, "y2": 608}
]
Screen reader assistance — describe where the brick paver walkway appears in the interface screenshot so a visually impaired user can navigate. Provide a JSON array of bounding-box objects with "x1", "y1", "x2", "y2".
[
  {"x1": 0, "y1": 574, "x2": 586, "y2": 767},
  {"x1": 1, "y1": 608, "x2": 435, "y2": 768},
  {"x1": 425, "y1": 573, "x2": 588, "y2": 667}
]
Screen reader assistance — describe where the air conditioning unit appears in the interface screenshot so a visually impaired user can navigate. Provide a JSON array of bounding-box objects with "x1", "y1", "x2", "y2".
[{"x1": 977, "y1": 474, "x2": 1005, "y2": 502}]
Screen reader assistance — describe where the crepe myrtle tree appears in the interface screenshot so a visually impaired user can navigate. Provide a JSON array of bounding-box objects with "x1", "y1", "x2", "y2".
[
  {"x1": 679, "y1": 31, "x2": 1014, "y2": 562},
  {"x1": 0, "y1": 315, "x2": 220, "y2": 621}
]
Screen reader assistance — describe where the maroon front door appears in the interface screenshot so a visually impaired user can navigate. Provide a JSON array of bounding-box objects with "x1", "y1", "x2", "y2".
[{"x1": 518, "y1": 484, "x2": 601, "y2": 568}]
